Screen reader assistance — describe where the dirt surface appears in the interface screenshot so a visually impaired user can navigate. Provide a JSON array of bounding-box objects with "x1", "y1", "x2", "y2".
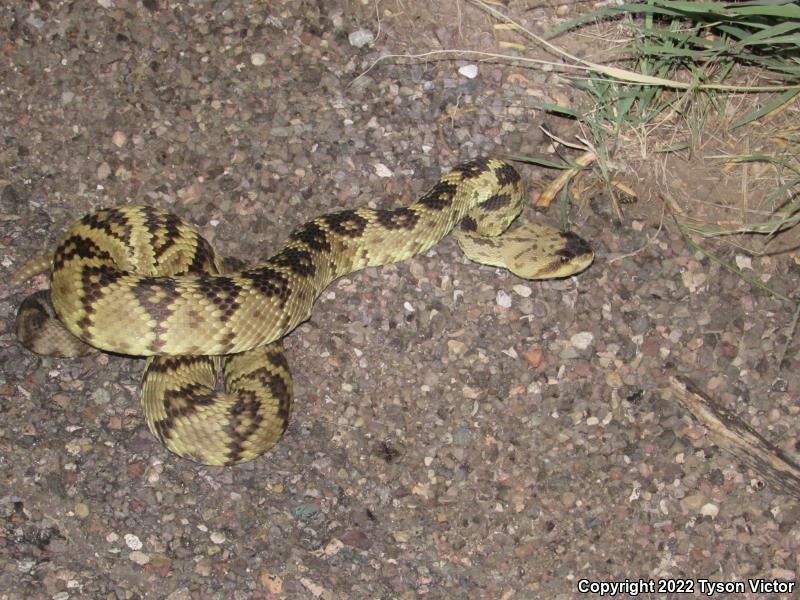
[{"x1": 1, "y1": 1, "x2": 798, "y2": 599}]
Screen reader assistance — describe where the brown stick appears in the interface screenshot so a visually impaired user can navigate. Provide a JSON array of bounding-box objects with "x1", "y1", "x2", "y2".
[{"x1": 669, "y1": 376, "x2": 800, "y2": 499}]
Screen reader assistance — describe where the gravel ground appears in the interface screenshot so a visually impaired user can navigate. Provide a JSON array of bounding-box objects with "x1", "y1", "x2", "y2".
[{"x1": 1, "y1": 2, "x2": 798, "y2": 599}]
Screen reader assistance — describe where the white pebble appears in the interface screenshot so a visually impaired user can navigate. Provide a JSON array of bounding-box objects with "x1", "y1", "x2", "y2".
[
  {"x1": 111, "y1": 131, "x2": 127, "y2": 147},
  {"x1": 458, "y1": 64, "x2": 478, "y2": 79},
  {"x1": 348, "y1": 29, "x2": 375, "y2": 48},
  {"x1": 700, "y1": 503, "x2": 719, "y2": 518},
  {"x1": 496, "y1": 290, "x2": 512, "y2": 308},
  {"x1": 512, "y1": 284, "x2": 532, "y2": 298},
  {"x1": 374, "y1": 163, "x2": 393, "y2": 178},
  {"x1": 210, "y1": 531, "x2": 226, "y2": 544},
  {"x1": 735, "y1": 254, "x2": 752, "y2": 270},
  {"x1": 124, "y1": 533, "x2": 142, "y2": 550},
  {"x1": 404, "y1": 301, "x2": 415, "y2": 312},
  {"x1": 250, "y1": 52, "x2": 267, "y2": 66},
  {"x1": 501, "y1": 347, "x2": 518, "y2": 359},
  {"x1": 570, "y1": 331, "x2": 594, "y2": 350}
]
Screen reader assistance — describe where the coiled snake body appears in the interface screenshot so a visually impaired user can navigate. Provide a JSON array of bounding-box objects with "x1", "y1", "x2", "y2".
[{"x1": 14, "y1": 158, "x2": 593, "y2": 465}]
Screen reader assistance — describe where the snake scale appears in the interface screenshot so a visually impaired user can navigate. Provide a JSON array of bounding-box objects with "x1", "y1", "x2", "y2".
[{"x1": 13, "y1": 158, "x2": 593, "y2": 465}]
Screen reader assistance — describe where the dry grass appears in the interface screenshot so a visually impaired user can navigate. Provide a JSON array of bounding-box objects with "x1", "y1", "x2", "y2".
[{"x1": 473, "y1": 0, "x2": 800, "y2": 302}]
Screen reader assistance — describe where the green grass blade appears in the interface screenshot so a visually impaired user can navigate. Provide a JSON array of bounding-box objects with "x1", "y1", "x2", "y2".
[
  {"x1": 731, "y1": 89, "x2": 800, "y2": 128},
  {"x1": 508, "y1": 156, "x2": 573, "y2": 170}
]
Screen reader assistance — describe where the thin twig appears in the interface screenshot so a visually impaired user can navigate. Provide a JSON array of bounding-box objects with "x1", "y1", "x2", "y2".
[
  {"x1": 352, "y1": 49, "x2": 800, "y2": 92},
  {"x1": 669, "y1": 376, "x2": 800, "y2": 499}
]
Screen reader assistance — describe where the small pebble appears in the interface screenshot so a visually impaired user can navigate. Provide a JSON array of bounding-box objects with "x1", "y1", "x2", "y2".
[
  {"x1": 195, "y1": 559, "x2": 212, "y2": 577},
  {"x1": 124, "y1": 533, "x2": 143, "y2": 550},
  {"x1": 681, "y1": 493, "x2": 706, "y2": 513},
  {"x1": 523, "y1": 348, "x2": 543, "y2": 368},
  {"x1": 374, "y1": 163, "x2": 393, "y2": 178},
  {"x1": 447, "y1": 340, "x2": 467, "y2": 356},
  {"x1": 17, "y1": 559, "x2": 35, "y2": 573},
  {"x1": 111, "y1": 131, "x2": 127, "y2": 147},
  {"x1": 340, "y1": 529, "x2": 372, "y2": 550},
  {"x1": 458, "y1": 64, "x2": 478, "y2": 79},
  {"x1": 90, "y1": 387, "x2": 110, "y2": 404},
  {"x1": 250, "y1": 52, "x2": 267, "y2": 66},
  {"x1": 496, "y1": 289, "x2": 512, "y2": 308},
  {"x1": 513, "y1": 284, "x2": 532, "y2": 298},
  {"x1": 129, "y1": 551, "x2": 150, "y2": 565},
  {"x1": 348, "y1": 29, "x2": 375, "y2": 48},
  {"x1": 393, "y1": 530, "x2": 410, "y2": 543},
  {"x1": 210, "y1": 531, "x2": 226, "y2": 544},
  {"x1": 260, "y1": 572, "x2": 283, "y2": 594},
  {"x1": 453, "y1": 426, "x2": 472, "y2": 447},
  {"x1": 570, "y1": 331, "x2": 594, "y2": 350},
  {"x1": 291, "y1": 503, "x2": 321, "y2": 521},
  {"x1": 321, "y1": 537, "x2": 344, "y2": 556}
]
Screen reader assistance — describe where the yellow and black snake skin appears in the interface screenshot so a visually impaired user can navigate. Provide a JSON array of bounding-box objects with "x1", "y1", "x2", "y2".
[{"x1": 14, "y1": 158, "x2": 593, "y2": 465}]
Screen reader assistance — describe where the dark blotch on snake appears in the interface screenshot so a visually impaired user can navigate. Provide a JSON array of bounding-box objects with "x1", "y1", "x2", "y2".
[
  {"x1": 240, "y1": 267, "x2": 292, "y2": 305},
  {"x1": 196, "y1": 275, "x2": 244, "y2": 318},
  {"x1": 556, "y1": 231, "x2": 593, "y2": 260},
  {"x1": 323, "y1": 210, "x2": 368, "y2": 238},
  {"x1": 494, "y1": 162, "x2": 521, "y2": 186},
  {"x1": 289, "y1": 221, "x2": 332, "y2": 252},
  {"x1": 418, "y1": 181, "x2": 457, "y2": 210},
  {"x1": 452, "y1": 157, "x2": 491, "y2": 179},
  {"x1": 460, "y1": 216, "x2": 478, "y2": 232},
  {"x1": 53, "y1": 235, "x2": 113, "y2": 270},
  {"x1": 271, "y1": 247, "x2": 316, "y2": 277},
  {"x1": 376, "y1": 207, "x2": 420, "y2": 230},
  {"x1": 482, "y1": 193, "x2": 511, "y2": 211}
]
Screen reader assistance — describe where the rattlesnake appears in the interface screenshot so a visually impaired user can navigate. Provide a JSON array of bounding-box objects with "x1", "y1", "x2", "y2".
[{"x1": 13, "y1": 157, "x2": 593, "y2": 465}]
